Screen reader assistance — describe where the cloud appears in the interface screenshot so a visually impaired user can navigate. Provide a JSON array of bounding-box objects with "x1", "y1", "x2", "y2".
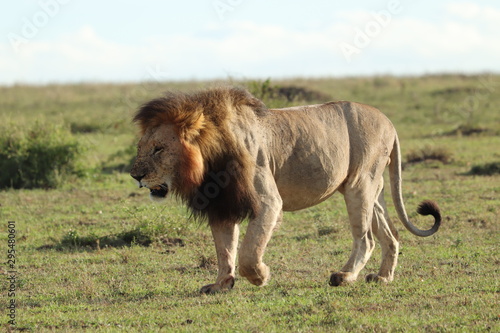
[
  {"x1": 4, "y1": 26, "x2": 145, "y2": 83},
  {"x1": 55, "y1": 26, "x2": 135, "y2": 66},
  {"x1": 335, "y1": 2, "x2": 500, "y2": 72},
  {"x1": 446, "y1": 2, "x2": 500, "y2": 21},
  {"x1": 446, "y1": 2, "x2": 482, "y2": 19},
  {"x1": 1, "y1": 2, "x2": 499, "y2": 84}
]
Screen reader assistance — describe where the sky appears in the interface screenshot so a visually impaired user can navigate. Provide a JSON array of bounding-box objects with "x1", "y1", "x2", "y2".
[{"x1": 1, "y1": 0, "x2": 499, "y2": 85}]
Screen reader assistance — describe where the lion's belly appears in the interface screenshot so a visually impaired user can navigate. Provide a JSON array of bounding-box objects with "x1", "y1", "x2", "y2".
[
  {"x1": 280, "y1": 189, "x2": 338, "y2": 211},
  {"x1": 275, "y1": 164, "x2": 347, "y2": 211},
  {"x1": 265, "y1": 103, "x2": 354, "y2": 211}
]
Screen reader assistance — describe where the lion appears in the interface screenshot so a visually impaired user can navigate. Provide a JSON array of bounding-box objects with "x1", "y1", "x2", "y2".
[{"x1": 130, "y1": 87, "x2": 441, "y2": 293}]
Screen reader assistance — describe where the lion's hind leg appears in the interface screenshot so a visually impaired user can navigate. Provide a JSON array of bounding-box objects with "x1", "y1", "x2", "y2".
[
  {"x1": 366, "y1": 179, "x2": 399, "y2": 284},
  {"x1": 330, "y1": 179, "x2": 377, "y2": 286}
]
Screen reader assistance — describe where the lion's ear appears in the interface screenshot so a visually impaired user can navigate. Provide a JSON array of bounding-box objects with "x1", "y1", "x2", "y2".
[{"x1": 182, "y1": 113, "x2": 205, "y2": 142}]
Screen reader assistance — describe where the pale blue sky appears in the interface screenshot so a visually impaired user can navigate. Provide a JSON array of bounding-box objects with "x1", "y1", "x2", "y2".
[{"x1": 1, "y1": 0, "x2": 499, "y2": 85}]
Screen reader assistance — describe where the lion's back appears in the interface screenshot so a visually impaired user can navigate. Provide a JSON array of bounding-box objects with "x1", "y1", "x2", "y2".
[{"x1": 262, "y1": 101, "x2": 397, "y2": 210}]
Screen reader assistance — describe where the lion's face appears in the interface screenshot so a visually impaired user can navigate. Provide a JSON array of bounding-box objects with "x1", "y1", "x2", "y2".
[{"x1": 130, "y1": 124, "x2": 183, "y2": 202}]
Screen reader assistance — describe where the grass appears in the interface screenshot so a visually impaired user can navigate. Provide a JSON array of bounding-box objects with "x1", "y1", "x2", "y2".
[{"x1": 1, "y1": 74, "x2": 499, "y2": 332}]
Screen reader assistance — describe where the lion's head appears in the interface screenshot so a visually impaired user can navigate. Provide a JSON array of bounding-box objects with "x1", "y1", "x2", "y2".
[{"x1": 130, "y1": 87, "x2": 267, "y2": 223}]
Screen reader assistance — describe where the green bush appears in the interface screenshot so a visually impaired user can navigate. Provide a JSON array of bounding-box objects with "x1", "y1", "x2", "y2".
[{"x1": 0, "y1": 123, "x2": 85, "y2": 189}]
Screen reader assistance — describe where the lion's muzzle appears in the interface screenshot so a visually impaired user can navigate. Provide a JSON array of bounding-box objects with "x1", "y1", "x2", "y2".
[{"x1": 149, "y1": 184, "x2": 169, "y2": 199}]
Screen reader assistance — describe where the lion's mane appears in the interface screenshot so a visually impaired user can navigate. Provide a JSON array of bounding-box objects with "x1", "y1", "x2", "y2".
[{"x1": 133, "y1": 87, "x2": 268, "y2": 223}]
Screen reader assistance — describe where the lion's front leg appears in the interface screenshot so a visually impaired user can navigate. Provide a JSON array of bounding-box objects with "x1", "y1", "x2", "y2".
[
  {"x1": 238, "y1": 205, "x2": 281, "y2": 286},
  {"x1": 238, "y1": 168, "x2": 283, "y2": 287},
  {"x1": 200, "y1": 222, "x2": 239, "y2": 294}
]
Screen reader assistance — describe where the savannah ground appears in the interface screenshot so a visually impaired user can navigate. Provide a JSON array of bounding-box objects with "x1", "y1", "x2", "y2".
[{"x1": 1, "y1": 75, "x2": 499, "y2": 332}]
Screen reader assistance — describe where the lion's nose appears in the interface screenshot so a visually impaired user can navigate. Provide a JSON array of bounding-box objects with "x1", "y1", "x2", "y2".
[{"x1": 131, "y1": 173, "x2": 145, "y2": 182}]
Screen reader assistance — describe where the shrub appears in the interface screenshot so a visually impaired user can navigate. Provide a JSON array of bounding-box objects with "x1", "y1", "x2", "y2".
[{"x1": 0, "y1": 123, "x2": 85, "y2": 189}]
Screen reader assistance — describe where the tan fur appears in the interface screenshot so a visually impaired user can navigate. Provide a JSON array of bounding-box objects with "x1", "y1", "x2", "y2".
[{"x1": 130, "y1": 87, "x2": 441, "y2": 293}]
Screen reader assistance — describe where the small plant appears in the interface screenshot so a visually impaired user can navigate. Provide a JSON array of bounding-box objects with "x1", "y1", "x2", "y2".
[
  {"x1": 61, "y1": 230, "x2": 99, "y2": 248},
  {"x1": 0, "y1": 123, "x2": 86, "y2": 189}
]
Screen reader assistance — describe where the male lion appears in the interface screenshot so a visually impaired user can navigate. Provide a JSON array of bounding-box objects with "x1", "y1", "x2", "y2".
[{"x1": 130, "y1": 87, "x2": 441, "y2": 293}]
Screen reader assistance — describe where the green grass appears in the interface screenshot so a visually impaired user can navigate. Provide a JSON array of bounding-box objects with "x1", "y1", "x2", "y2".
[{"x1": 1, "y1": 75, "x2": 499, "y2": 332}]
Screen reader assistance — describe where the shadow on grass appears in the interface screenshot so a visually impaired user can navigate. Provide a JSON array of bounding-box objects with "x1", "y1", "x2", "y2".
[{"x1": 37, "y1": 228, "x2": 184, "y2": 252}]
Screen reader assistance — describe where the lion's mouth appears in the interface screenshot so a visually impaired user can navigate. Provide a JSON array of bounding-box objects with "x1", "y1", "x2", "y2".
[{"x1": 149, "y1": 184, "x2": 169, "y2": 198}]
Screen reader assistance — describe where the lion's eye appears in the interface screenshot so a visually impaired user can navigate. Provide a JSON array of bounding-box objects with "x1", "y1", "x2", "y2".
[{"x1": 152, "y1": 147, "x2": 163, "y2": 155}]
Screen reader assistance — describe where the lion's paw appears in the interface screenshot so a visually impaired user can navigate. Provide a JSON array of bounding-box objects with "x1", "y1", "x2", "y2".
[
  {"x1": 365, "y1": 274, "x2": 390, "y2": 284},
  {"x1": 329, "y1": 272, "x2": 355, "y2": 286},
  {"x1": 239, "y1": 263, "x2": 270, "y2": 286},
  {"x1": 200, "y1": 277, "x2": 235, "y2": 294}
]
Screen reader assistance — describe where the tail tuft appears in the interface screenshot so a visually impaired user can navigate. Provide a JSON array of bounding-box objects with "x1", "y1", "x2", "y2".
[
  {"x1": 417, "y1": 200, "x2": 440, "y2": 217},
  {"x1": 417, "y1": 200, "x2": 442, "y2": 232}
]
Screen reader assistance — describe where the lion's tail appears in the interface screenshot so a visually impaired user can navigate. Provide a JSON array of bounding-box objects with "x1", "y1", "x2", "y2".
[{"x1": 389, "y1": 134, "x2": 441, "y2": 237}]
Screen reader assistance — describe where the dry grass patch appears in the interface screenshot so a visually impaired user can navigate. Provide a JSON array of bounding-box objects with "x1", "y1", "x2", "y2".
[
  {"x1": 467, "y1": 161, "x2": 500, "y2": 176},
  {"x1": 406, "y1": 145, "x2": 453, "y2": 164}
]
